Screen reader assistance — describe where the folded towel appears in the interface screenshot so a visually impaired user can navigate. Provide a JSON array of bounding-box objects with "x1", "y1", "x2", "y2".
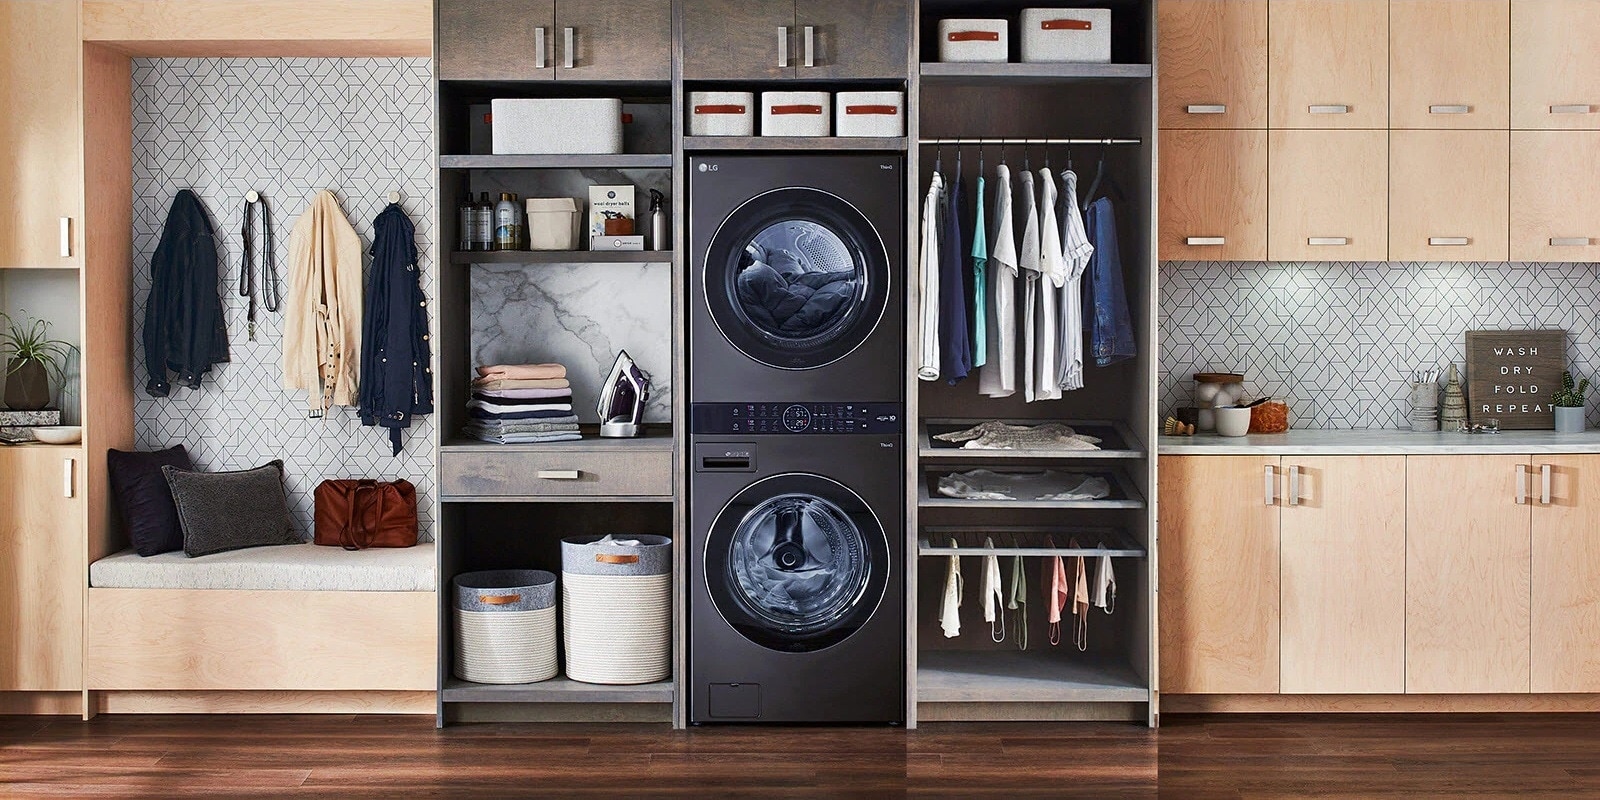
[
  {"x1": 468, "y1": 399, "x2": 574, "y2": 415},
  {"x1": 468, "y1": 407, "x2": 576, "y2": 421},
  {"x1": 472, "y1": 390, "x2": 574, "y2": 405},
  {"x1": 475, "y1": 363, "x2": 567, "y2": 381},
  {"x1": 465, "y1": 414, "x2": 581, "y2": 432},
  {"x1": 469, "y1": 431, "x2": 584, "y2": 445},
  {"x1": 471, "y1": 378, "x2": 571, "y2": 391}
]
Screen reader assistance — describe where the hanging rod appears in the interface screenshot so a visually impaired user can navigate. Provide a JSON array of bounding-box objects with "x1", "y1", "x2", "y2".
[{"x1": 918, "y1": 137, "x2": 1142, "y2": 146}]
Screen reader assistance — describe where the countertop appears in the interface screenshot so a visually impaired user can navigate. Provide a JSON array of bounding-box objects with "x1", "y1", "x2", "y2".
[{"x1": 1158, "y1": 429, "x2": 1600, "y2": 455}]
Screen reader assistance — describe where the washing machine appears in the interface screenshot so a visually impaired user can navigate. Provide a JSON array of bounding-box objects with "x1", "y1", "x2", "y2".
[
  {"x1": 688, "y1": 401, "x2": 905, "y2": 724},
  {"x1": 688, "y1": 155, "x2": 904, "y2": 403}
]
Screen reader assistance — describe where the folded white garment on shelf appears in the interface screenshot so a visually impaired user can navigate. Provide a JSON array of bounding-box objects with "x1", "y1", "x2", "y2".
[
  {"x1": 932, "y1": 421, "x2": 1102, "y2": 451},
  {"x1": 466, "y1": 399, "x2": 574, "y2": 415},
  {"x1": 937, "y1": 469, "x2": 1111, "y2": 502}
]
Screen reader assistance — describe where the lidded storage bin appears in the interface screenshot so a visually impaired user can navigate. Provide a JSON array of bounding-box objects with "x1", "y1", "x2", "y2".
[
  {"x1": 491, "y1": 98, "x2": 624, "y2": 155},
  {"x1": 835, "y1": 92, "x2": 905, "y2": 137},
  {"x1": 525, "y1": 198, "x2": 580, "y2": 251},
  {"x1": 561, "y1": 535, "x2": 672, "y2": 685},
  {"x1": 761, "y1": 92, "x2": 831, "y2": 137},
  {"x1": 1020, "y1": 8, "x2": 1112, "y2": 64},
  {"x1": 690, "y1": 91, "x2": 756, "y2": 136},
  {"x1": 453, "y1": 570, "x2": 558, "y2": 685},
  {"x1": 937, "y1": 19, "x2": 1009, "y2": 63}
]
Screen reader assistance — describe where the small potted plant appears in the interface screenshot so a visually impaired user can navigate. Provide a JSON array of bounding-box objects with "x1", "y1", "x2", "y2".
[
  {"x1": 0, "y1": 312, "x2": 75, "y2": 412},
  {"x1": 1553, "y1": 370, "x2": 1591, "y2": 434}
]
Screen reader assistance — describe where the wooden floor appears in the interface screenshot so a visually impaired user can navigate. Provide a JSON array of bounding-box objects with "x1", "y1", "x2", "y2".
[{"x1": 5, "y1": 713, "x2": 1600, "y2": 797}]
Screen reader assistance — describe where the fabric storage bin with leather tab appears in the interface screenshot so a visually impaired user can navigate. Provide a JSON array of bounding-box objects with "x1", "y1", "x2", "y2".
[
  {"x1": 561, "y1": 534, "x2": 672, "y2": 685},
  {"x1": 835, "y1": 91, "x2": 905, "y2": 137},
  {"x1": 313, "y1": 479, "x2": 418, "y2": 550},
  {"x1": 1020, "y1": 8, "x2": 1111, "y2": 63},
  {"x1": 761, "y1": 92, "x2": 831, "y2": 137},
  {"x1": 690, "y1": 91, "x2": 755, "y2": 137},
  {"x1": 490, "y1": 98, "x2": 623, "y2": 155},
  {"x1": 454, "y1": 570, "x2": 558, "y2": 685},
  {"x1": 938, "y1": 19, "x2": 1008, "y2": 63}
]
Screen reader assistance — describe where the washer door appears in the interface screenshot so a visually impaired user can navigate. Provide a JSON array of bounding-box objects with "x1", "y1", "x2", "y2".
[
  {"x1": 703, "y1": 187, "x2": 890, "y2": 370},
  {"x1": 704, "y1": 473, "x2": 890, "y2": 652}
]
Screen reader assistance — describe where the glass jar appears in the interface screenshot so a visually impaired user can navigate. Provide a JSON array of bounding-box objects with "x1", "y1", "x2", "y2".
[{"x1": 1194, "y1": 373, "x2": 1246, "y2": 432}]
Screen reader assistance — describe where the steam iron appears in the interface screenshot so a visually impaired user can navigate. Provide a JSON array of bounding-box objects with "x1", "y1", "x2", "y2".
[{"x1": 598, "y1": 350, "x2": 650, "y2": 438}]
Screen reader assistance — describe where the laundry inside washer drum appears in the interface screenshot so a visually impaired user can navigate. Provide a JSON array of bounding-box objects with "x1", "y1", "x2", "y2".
[
  {"x1": 734, "y1": 220, "x2": 862, "y2": 346},
  {"x1": 728, "y1": 493, "x2": 869, "y2": 636}
]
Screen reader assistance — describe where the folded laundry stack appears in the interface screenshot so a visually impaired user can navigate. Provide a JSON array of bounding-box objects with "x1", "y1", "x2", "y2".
[{"x1": 464, "y1": 363, "x2": 582, "y2": 444}]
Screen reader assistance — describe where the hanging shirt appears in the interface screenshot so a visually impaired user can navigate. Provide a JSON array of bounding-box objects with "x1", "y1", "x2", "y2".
[
  {"x1": 1084, "y1": 196, "x2": 1138, "y2": 367},
  {"x1": 1072, "y1": 548, "x2": 1091, "y2": 651},
  {"x1": 979, "y1": 165, "x2": 1018, "y2": 398},
  {"x1": 1007, "y1": 553, "x2": 1028, "y2": 650},
  {"x1": 1016, "y1": 170, "x2": 1042, "y2": 403},
  {"x1": 1092, "y1": 552, "x2": 1116, "y2": 613},
  {"x1": 970, "y1": 175, "x2": 989, "y2": 369},
  {"x1": 1048, "y1": 553, "x2": 1069, "y2": 647},
  {"x1": 982, "y1": 537, "x2": 1004, "y2": 643},
  {"x1": 1057, "y1": 170, "x2": 1095, "y2": 393},
  {"x1": 1032, "y1": 169, "x2": 1065, "y2": 402},
  {"x1": 939, "y1": 538, "x2": 963, "y2": 638},
  {"x1": 916, "y1": 173, "x2": 944, "y2": 381},
  {"x1": 939, "y1": 171, "x2": 971, "y2": 385}
]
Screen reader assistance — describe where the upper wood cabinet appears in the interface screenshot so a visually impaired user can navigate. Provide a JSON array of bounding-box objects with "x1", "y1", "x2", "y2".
[
  {"x1": 1531, "y1": 455, "x2": 1600, "y2": 693},
  {"x1": 1391, "y1": 0, "x2": 1511, "y2": 129},
  {"x1": 0, "y1": 447, "x2": 85, "y2": 691},
  {"x1": 1159, "y1": 129, "x2": 1267, "y2": 261},
  {"x1": 1512, "y1": 0, "x2": 1600, "y2": 129},
  {"x1": 0, "y1": 0, "x2": 82, "y2": 268},
  {"x1": 1389, "y1": 130, "x2": 1510, "y2": 262},
  {"x1": 680, "y1": 0, "x2": 908, "y2": 81},
  {"x1": 1268, "y1": 0, "x2": 1389, "y2": 129},
  {"x1": 1158, "y1": 0, "x2": 1268, "y2": 129},
  {"x1": 1267, "y1": 129, "x2": 1389, "y2": 261},
  {"x1": 1511, "y1": 131, "x2": 1600, "y2": 262},
  {"x1": 439, "y1": 0, "x2": 671, "y2": 82}
]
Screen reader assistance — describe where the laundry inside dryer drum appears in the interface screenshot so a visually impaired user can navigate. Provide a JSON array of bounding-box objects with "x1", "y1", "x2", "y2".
[
  {"x1": 734, "y1": 220, "x2": 865, "y2": 350},
  {"x1": 728, "y1": 493, "x2": 870, "y2": 636}
]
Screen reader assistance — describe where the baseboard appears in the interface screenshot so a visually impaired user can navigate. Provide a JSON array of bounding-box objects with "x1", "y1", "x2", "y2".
[
  {"x1": 0, "y1": 691, "x2": 81, "y2": 715},
  {"x1": 446, "y1": 703, "x2": 672, "y2": 724},
  {"x1": 89, "y1": 690, "x2": 435, "y2": 714},
  {"x1": 916, "y1": 701, "x2": 1148, "y2": 723},
  {"x1": 1162, "y1": 694, "x2": 1600, "y2": 714}
]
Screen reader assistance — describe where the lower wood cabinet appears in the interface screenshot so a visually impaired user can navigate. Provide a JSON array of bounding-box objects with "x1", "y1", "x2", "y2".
[
  {"x1": 0, "y1": 446, "x2": 84, "y2": 692},
  {"x1": 1531, "y1": 455, "x2": 1600, "y2": 693}
]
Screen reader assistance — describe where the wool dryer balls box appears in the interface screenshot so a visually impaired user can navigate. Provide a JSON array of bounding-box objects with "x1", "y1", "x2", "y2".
[
  {"x1": 689, "y1": 91, "x2": 756, "y2": 136},
  {"x1": 761, "y1": 92, "x2": 831, "y2": 137},
  {"x1": 835, "y1": 92, "x2": 905, "y2": 137},
  {"x1": 937, "y1": 19, "x2": 1009, "y2": 63},
  {"x1": 1020, "y1": 8, "x2": 1112, "y2": 64},
  {"x1": 588, "y1": 185, "x2": 635, "y2": 244},
  {"x1": 490, "y1": 98, "x2": 624, "y2": 155}
]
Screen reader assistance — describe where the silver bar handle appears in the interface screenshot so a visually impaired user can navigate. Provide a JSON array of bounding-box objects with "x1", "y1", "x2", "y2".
[
  {"x1": 1551, "y1": 237, "x2": 1591, "y2": 247},
  {"x1": 803, "y1": 25, "x2": 814, "y2": 68},
  {"x1": 1308, "y1": 237, "x2": 1349, "y2": 246},
  {"x1": 1430, "y1": 104, "x2": 1471, "y2": 115},
  {"x1": 1541, "y1": 464, "x2": 1553, "y2": 506},
  {"x1": 59, "y1": 217, "x2": 71, "y2": 258},
  {"x1": 1264, "y1": 465, "x2": 1278, "y2": 506},
  {"x1": 1186, "y1": 104, "x2": 1227, "y2": 115},
  {"x1": 778, "y1": 26, "x2": 789, "y2": 68},
  {"x1": 1287, "y1": 465, "x2": 1302, "y2": 507},
  {"x1": 537, "y1": 469, "x2": 581, "y2": 481},
  {"x1": 535, "y1": 27, "x2": 546, "y2": 69},
  {"x1": 563, "y1": 27, "x2": 574, "y2": 69},
  {"x1": 1429, "y1": 237, "x2": 1470, "y2": 246},
  {"x1": 1516, "y1": 463, "x2": 1529, "y2": 505},
  {"x1": 1309, "y1": 104, "x2": 1350, "y2": 115},
  {"x1": 1551, "y1": 104, "x2": 1595, "y2": 115},
  {"x1": 63, "y1": 458, "x2": 74, "y2": 499},
  {"x1": 1186, "y1": 236, "x2": 1225, "y2": 246}
]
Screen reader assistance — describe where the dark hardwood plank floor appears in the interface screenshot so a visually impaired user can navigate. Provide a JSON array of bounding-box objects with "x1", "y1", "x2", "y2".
[{"x1": 5, "y1": 713, "x2": 1600, "y2": 797}]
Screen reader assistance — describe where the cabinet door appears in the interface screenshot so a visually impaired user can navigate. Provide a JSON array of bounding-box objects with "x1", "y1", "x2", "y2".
[
  {"x1": 0, "y1": 447, "x2": 84, "y2": 691},
  {"x1": 556, "y1": 0, "x2": 671, "y2": 81},
  {"x1": 681, "y1": 0, "x2": 797, "y2": 81},
  {"x1": 1158, "y1": 0, "x2": 1269, "y2": 129},
  {"x1": 1267, "y1": 130, "x2": 1389, "y2": 261},
  {"x1": 1510, "y1": 131, "x2": 1600, "y2": 262},
  {"x1": 1158, "y1": 456, "x2": 1281, "y2": 694},
  {"x1": 1279, "y1": 457, "x2": 1406, "y2": 694},
  {"x1": 795, "y1": 0, "x2": 909, "y2": 81},
  {"x1": 1159, "y1": 129, "x2": 1268, "y2": 261},
  {"x1": 1389, "y1": 130, "x2": 1510, "y2": 262},
  {"x1": 1268, "y1": 0, "x2": 1389, "y2": 129},
  {"x1": 1531, "y1": 456, "x2": 1600, "y2": 692},
  {"x1": 1391, "y1": 0, "x2": 1510, "y2": 130},
  {"x1": 0, "y1": 0, "x2": 81, "y2": 268},
  {"x1": 1406, "y1": 456, "x2": 1531, "y2": 694},
  {"x1": 438, "y1": 0, "x2": 556, "y2": 81},
  {"x1": 1512, "y1": 0, "x2": 1600, "y2": 129}
]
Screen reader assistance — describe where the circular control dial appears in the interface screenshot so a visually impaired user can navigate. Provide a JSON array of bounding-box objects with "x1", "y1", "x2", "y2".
[{"x1": 781, "y1": 405, "x2": 812, "y2": 432}]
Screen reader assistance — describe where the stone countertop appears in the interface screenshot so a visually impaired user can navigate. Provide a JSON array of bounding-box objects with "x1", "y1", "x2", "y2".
[{"x1": 1158, "y1": 429, "x2": 1600, "y2": 455}]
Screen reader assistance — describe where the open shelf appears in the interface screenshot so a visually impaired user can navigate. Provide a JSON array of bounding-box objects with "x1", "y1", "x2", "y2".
[
  {"x1": 916, "y1": 651, "x2": 1147, "y2": 704},
  {"x1": 443, "y1": 677, "x2": 673, "y2": 704},
  {"x1": 920, "y1": 62, "x2": 1152, "y2": 84},
  {"x1": 919, "y1": 526, "x2": 1145, "y2": 558},
  {"x1": 920, "y1": 419, "x2": 1145, "y2": 461},
  {"x1": 449, "y1": 250, "x2": 673, "y2": 265},
  {"x1": 440, "y1": 154, "x2": 673, "y2": 170},
  {"x1": 682, "y1": 136, "x2": 908, "y2": 152},
  {"x1": 919, "y1": 467, "x2": 1146, "y2": 509}
]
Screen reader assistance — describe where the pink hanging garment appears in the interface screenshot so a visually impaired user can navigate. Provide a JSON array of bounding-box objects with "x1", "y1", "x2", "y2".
[
  {"x1": 1071, "y1": 538, "x2": 1090, "y2": 652},
  {"x1": 1047, "y1": 552, "x2": 1069, "y2": 646}
]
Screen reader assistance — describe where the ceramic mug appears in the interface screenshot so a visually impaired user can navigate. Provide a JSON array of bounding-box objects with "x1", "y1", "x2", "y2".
[{"x1": 1215, "y1": 407, "x2": 1252, "y2": 438}]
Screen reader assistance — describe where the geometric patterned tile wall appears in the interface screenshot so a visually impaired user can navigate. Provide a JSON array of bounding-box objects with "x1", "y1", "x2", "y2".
[
  {"x1": 131, "y1": 59, "x2": 437, "y2": 541},
  {"x1": 1160, "y1": 261, "x2": 1600, "y2": 430}
]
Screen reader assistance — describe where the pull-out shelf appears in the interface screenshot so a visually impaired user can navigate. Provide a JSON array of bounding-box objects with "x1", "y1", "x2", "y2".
[
  {"x1": 919, "y1": 467, "x2": 1147, "y2": 509},
  {"x1": 920, "y1": 419, "x2": 1146, "y2": 461}
]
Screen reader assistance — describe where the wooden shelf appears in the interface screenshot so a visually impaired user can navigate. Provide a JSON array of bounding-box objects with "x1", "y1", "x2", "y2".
[
  {"x1": 917, "y1": 651, "x2": 1149, "y2": 704},
  {"x1": 919, "y1": 468, "x2": 1147, "y2": 510},
  {"x1": 920, "y1": 419, "x2": 1146, "y2": 462},
  {"x1": 449, "y1": 250, "x2": 673, "y2": 265},
  {"x1": 920, "y1": 62, "x2": 1153, "y2": 84},
  {"x1": 439, "y1": 154, "x2": 673, "y2": 170},
  {"x1": 682, "y1": 136, "x2": 907, "y2": 152},
  {"x1": 442, "y1": 677, "x2": 673, "y2": 704}
]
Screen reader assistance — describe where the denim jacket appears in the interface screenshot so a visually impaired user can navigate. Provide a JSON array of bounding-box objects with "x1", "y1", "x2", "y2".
[{"x1": 1084, "y1": 197, "x2": 1137, "y2": 367}]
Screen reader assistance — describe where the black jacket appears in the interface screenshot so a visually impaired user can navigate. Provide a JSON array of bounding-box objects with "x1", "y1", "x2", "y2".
[
  {"x1": 359, "y1": 204, "x2": 433, "y2": 455},
  {"x1": 144, "y1": 189, "x2": 229, "y2": 397}
]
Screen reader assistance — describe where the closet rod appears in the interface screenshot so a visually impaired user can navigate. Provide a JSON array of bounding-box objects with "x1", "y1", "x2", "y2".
[{"x1": 918, "y1": 137, "x2": 1142, "y2": 146}]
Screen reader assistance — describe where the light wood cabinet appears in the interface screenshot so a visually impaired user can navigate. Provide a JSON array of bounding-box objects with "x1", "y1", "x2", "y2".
[
  {"x1": 1406, "y1": 455, "x2": 1531, "y2": 694},
  {"x1": 1279, "y1": 457, "x2": 1406, "y2": 694},
  {"x1": 0, "y1": 447, "x2": 84, "y2": 692},
  {"x1": 680, "y1": 0, "x2": 907, "y2": 81},
  {"x1": 1158, "y1": 456, "x2": 1281, "y2": 694},
  {"x1": 439, "y1": 0, "x2": 670, "y2": 82},
  {"x1": 1267, "y1": 130, "x2": 1389, "y2": 261},
  {"x1": 1531, "y1": 456, "x2": 1600, "y2": 693},
  {"x1": 1512, "y1": 0, "x2": 1600, "y2": 130},
  {"x1": 1158, "y1": 129, "x2": 1267, "y2": 261},
  {"x1": 1510, "y1": 131, "x2": 1600, "y2": 262},
  {"x1": 1158, "y1": 0, "x2": 1268, "y2": 129},
  {"x1": 1390, "y1": 0, "x2": 1510, "y2": 129},
  {"x1": 0, "y1": 0, "x2": 82, "y2": 268},
  {"x1": 1389, "y1": 130, "x2": 1510, "y2": 262},
  {"x1": 1268, "y1": 0, "x2": 1388, "y2": 129}
]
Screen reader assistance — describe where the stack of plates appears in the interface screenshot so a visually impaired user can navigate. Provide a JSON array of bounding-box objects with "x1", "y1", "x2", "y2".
[
  {"x1": 563, "y1": 573, "x2": 671, "y2": 685},
  {"x1": 454, "y1": 606, "x2": 558, "y2": 684}
]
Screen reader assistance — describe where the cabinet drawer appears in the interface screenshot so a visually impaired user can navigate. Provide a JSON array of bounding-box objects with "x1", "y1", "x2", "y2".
[
  {"x1": 1389, "y1": 130, "x2": 1510, "y2": 262},
  {"x1": 1158, "y1": 0, "x2": 1268, "y2": 129},
  {"x1": 441, "y1": 449, "x2": 672, "y2": 498},
  {"x1": 1159, "y1": 129, "x2": 1267, "y2": 261}
]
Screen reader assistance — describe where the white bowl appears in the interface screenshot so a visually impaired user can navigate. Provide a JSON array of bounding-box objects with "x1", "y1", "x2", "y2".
[
  {"x1": 1214, "y1": 408, "x2": 1253, "y2": 438},
  {"x1": 32, "y1": 426, "x2": 81, "y2": 445}
]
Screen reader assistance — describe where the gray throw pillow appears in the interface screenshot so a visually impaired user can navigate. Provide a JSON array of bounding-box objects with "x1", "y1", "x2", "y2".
[{"x1": 163, "y1": 460, "x2": 298, "y2": 558}]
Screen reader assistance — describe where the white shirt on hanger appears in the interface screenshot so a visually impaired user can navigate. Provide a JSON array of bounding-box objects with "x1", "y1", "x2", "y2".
[
  {"x1": 1016, "y1": 169, "x2": 1041, "y2": 403},
  {"x1": 1033, "y1": 169, "x2": 1065, "y2": 402},
  {"x1": 1057, "y1": 169, "x2": 1094, "y2": 393},
  {"x1": 979, "y1": 164, "x2": 1018, "y2": 399},
  {"x1": 917, "y1": 172, "x2": 944, "y2": 382}
]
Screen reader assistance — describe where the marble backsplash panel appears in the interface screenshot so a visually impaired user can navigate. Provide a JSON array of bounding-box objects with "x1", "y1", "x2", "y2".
[{"x1": 1160, "y1": 261, "x2": 1600, "y2": 430}]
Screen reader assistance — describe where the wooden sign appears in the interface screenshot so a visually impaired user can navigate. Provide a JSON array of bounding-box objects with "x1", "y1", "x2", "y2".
[{"x1": 1466, "y1": 330, "x2": 1566, "y2": 429}]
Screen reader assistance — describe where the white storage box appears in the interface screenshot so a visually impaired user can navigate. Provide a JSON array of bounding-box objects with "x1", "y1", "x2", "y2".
[
  {"x1": 938, "y1": 19, "x2": 1009, "y2": 63},
  {"x1": 1020, "y1": 8, "x2": 1112, "y2": 63},
  {"x1": 690, "y1": 91, "x2": 755, "y2": 136},
  {"x1": 490, "y1": 98, "x2": 623, "y2": 155},
  {"x1": 761, "y1": 92, "x2": 831, "y2": 137},
  {"x1": 835, "y1": 91, "x2": 905, "y2": 137},
  {"x1": 525, "y1": 198, "x2": 580, "y2": 251}
]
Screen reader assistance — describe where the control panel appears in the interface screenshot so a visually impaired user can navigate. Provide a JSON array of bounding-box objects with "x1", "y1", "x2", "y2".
[{"x1": 691, "y1": 403, "x2": 904, "y2": 435}]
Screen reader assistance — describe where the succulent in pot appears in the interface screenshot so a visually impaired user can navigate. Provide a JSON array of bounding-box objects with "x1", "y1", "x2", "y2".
[
  {"x1": 0, "y1": 312, "x2": 76, "y2": 412},
  {"x1": 1552, "y1": 370, "x2": 1591, "y2": 434}
]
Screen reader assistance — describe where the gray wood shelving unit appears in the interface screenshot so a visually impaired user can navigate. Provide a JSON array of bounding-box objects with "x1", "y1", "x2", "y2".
[
  {"x1": 448, "y1": 250, "x2": 674, "y2": 265},
  {"x1": 439, "y1": 154, "x2": 674, "y2": 170},
  {"x1": 682, "y1": 136, "x2": 909, "y2": 151}
]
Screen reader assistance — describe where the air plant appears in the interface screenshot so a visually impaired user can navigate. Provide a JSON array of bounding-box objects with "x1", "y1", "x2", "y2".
[{"x1": 0, "y1": 312, "x2": 76, "y2": 389}]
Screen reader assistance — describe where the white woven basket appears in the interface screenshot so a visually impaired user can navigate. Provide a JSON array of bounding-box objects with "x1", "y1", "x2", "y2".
[
  {"x1": 562, "y1": 573, "x2": 671, "y2": 684},
  {"x1": 454, "y1": 606, "x2": 558, "y2": 685}
]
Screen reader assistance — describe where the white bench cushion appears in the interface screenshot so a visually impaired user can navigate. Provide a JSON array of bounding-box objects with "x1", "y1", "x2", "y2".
[{"x1": 90, "y1": 543, "x2": 435, "y2": 592}]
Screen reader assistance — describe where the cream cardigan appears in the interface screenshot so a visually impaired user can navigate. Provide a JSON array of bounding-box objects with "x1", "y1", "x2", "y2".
[{"x1": 283, "y1": 190, "x2": 363, "y2": 413}]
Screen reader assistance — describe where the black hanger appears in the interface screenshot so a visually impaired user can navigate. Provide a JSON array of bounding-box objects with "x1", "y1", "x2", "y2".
[{"x1": 1083, "y1": 144, "x2": 1126, "y2": 210}]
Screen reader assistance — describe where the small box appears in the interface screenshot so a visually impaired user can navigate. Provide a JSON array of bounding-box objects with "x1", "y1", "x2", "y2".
[
  {"x1": 491, "y1": 98, "x2": 623, "y2": 155},
  {"x1": 761, "y1": 92, "x2": 831, "y2": 137},
  {"x1": 525, "y1": 198, "x2": 580, "y2": 251},
  {"x1": 690, "y1": 92, "x2": 756, "y2": 136},
  {"x1": 588, "y1": 185, "x2": 635, "y2": 242},
  {"x1": 938, "y1": 19, "x2": 1009, "y2": 63},
  {"x1": 1020, "y1": 8, "x2": 1112, "y2": 64},
  {"x1": 835, "y1": 92, "x2": 905, "y2": 137},
  {"x1": 591, "y1": 235, "x2": 645, "y2": 252}
]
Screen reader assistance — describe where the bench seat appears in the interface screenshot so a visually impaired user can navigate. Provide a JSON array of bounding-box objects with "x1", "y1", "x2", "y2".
[{"x1": 90, "y1": 542, "x2": 435, "y2": 592}]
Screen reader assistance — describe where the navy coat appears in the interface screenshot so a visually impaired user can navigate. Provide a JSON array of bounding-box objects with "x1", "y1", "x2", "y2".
[{"x1": 359, "y1": 204, "x2": 433, "y2": 454}]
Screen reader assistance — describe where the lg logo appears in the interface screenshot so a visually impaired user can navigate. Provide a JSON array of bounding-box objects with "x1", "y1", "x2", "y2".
[{"x1": 698, "y1": 163, "x2": 719, "y2": 173}]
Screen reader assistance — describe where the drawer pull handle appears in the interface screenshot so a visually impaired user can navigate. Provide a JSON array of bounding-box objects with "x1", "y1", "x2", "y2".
[
  {"x1": 1042, "y1": 18, "x2": 1093, "y2": 31},
  {"x1": 479, "y1": 594, "x2": 522, "y2": 605},
  {"x1": 1430, "y1": 104, "x2": 1471, "y2": 115},
  {"x1": 770, "y1": 105, "x2": 823, "y2": 115},
  {"x1": 695, "y1": 104, "x2": 747, "y2": 115},
  {"x1": 563, "y1": 27, "x2": 575, "y2": 69},
  {"x1": 1308, "y1": 237, "x2": 1349, "y2": 246},
  {"x1": 59, "y1": 217, "x2": 72, "y2": 258},
  {"x1": 1264, "y1": 465, "x2": 1278, "y2": 506},
  {"x1": 537, "y1": 470, "x2": 581, "y2": 480},
  {"x1": 1429, "y1": 237, "x2": 1470, "y2": 246},
  {"x1": 63, "y1": 458, "x2": 75, "y2": 499},
  {"x1": 1308, "y1": 104, "x2": 1350, "y2": 115},
  {"x1": 535, "y1": 27, "x2": 546, "y2": 69},
  {"x1": 596, "y1": 553, "x2": 640, "y2": 565},
  {"x1": 948, "y1": 30, "x2": 1000, "y2": 42},
  {"x1": 1551, "y1": 237, "x2": 1592, "y2": 247},
  {"x1": 802, "y1": 25, "x2": 814, "y2": 68},
  {"x1": 1186, "y1": 236, "x2": 1225, "y2": 246},
  {"x1": 1551, "y1": 104, "x2": 1595, "y2": 115},
  {"x1": 778, "y1": 26, "x2": 789, "y2": 68},
  {"x1": 1541, "y1": 463, "x2": 1553, "y2": 506},
  {"x1": 1517, "y1": 463, "x2": 1529, "y2": 505},
  {"x1": 1287, "y1": 465, "x2": 1303, "y2": 507},
  {"x1": 1186, "y1": 104, "x2": 1227, "y2": 115}
]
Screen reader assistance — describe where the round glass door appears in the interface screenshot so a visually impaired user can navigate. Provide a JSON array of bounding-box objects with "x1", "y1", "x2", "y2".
[
  {"x1": 704, "y1": 474, "x2": 890, "y2": 652},
  {"x1": 703, "y1": 187, "x2": 890, "y2": 370}
]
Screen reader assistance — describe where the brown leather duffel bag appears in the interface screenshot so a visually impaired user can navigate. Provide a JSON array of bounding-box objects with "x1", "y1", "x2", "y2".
[{"x1": 313, "y1": 479, "x2": 418, "y2": 550}]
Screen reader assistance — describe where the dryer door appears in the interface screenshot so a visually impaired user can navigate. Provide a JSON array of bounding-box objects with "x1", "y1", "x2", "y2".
[
  {"x1": 703, "y1": 187, "x2": 891, "y2": 370},
  {"x1": 704, "y1": 473, "x2": 890, "y2": 652}
]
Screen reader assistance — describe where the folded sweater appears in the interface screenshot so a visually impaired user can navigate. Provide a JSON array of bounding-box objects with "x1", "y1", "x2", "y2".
[
  {"x1": 472, "y1": 390, "x2": 573, "y2": 404},
  {"x1": 471, "y1": 378, "x2": 571, "y2": 391},
  {"x1": 470, "y1": 431, "x2": 584, "y2": 445},
  {"x1": 465, "y1": 414, "x2": 581, "y2": 432},
  {"x1": 468, "y1": 407, "x2": 575, "y2": 421},
  {"x1": 467, "y1": 399, "x2": 573, "y2": 415},
  {"x1": 475, "y1": 363, "x2": 567, "y2": 381}
]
